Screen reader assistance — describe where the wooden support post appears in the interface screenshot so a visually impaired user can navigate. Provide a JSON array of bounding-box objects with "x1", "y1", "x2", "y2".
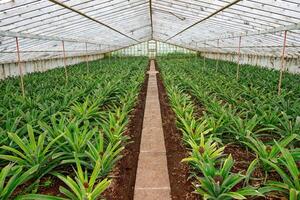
[
  {"x1": 85, "y1": 42, "x2": 89, "y2": 73},
  {"x1": 155, "y1": 40, "x2": 157, "y2": 58},
  {"x1": 255, "y1": 54, "x2": 258, "y2": 66},
  {"x1": 40, "y1": 58, "x2": 43, "y2": 72},
  {"x1": 195, "y1": 42, "x2": 198, "y2": 60},
  {"x1": 15, "y1": 37, "x2": 25, "y2": 97},
  {"x1": 278, "y1": 30, "x2": 288, "y2": 95},
  {"x1": 62, "y1": 40, "x2": 68, "y2": 83},
  {"x1": 113, "y1": 46, "x2": 116, "y2": 60},
  {"x1": 99, "y1": 44, "x2": 102, "y2": 59},
  {"x1": 216, "y1": 39, "x2": 220, "y2": 72},
  {"x1": 236, "y1": 36, "x2": 242, "y2": 80},
  {"x1": 203, "y1": 41, "x2": 206, "y2": 68},
  {"x1": 109, "y1": 45, "x2": 111, "y2": 64},
  {"x1": 188, "y1": 44, "x2": 191, "y2": 62}
]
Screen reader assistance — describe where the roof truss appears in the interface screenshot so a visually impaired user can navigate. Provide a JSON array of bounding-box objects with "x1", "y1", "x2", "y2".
[{"x1": 0, "y1": 0, "x2": 299, "y2": 63}]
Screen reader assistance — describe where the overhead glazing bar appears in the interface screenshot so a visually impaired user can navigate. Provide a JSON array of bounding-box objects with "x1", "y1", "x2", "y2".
[
  {"x1": 196, "y1": 22, "x2": 300, "y2": 43},
  {"x1": 0, "y1": 30, "x2": 120, "y2": 47},
  {"x1": 48, "y1": 0, "x2": 140, "y2": 43},
  {"x1": 164, "y1": 0, "x2": 242, "y2": 42}
]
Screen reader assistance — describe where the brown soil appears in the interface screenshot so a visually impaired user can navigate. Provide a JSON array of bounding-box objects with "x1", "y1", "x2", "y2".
[
  {"x1": 102, "y1": 67, "x2": 149, "y2": 200},
  {"x1": 224, "y1": 144, "x2": 256, "y2": 174},
  {"x1": 183, "y1": 80, "x2": 285, "y2": 199},
  {"x1": 12, "y1": 65, "x2": 149, "y2": 199},
  {"x1": 156, "y1": 64, "x2": 199, "y2": 200},
  {"x1": 225, "y1": 144, "x2": 283, "y2": 200},
  {"x1": 12, "y1": 175, "x2": 66, "y2": 197},
  {"x1": 36, "y1": 166, "x2": 74, "y2": 196},
  {"x1": 155, "y1": 64, "x2": 283, "y2": 199},
  {"x1": 38, "y1": 175, "x2": 66, "y2": 196}
]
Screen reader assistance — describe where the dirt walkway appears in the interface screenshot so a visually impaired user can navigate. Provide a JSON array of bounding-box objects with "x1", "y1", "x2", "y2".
[{"x1": 134, "y1": 60, "x2": 171, "y2": 200}]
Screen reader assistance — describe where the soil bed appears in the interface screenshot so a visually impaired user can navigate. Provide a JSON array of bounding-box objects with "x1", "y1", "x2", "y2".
[
  {"x1": 224, "y1": 144, "x2": 283, "y2": 200},
  {"x1": 12, "y1": 65, "x2": 149, "y2": 199},
  {"x1": 102, "y1": 67, "x2": 149, "y2": 200},
  {"x1": 156, "y1": 62, "x2": 199, "y2": 200},
  {"x1": 180, "y1": 77, "x2": 284, "y2": 200},
  {"x1": 155, "y1": 60, "x2": 282, "y2": 199}
]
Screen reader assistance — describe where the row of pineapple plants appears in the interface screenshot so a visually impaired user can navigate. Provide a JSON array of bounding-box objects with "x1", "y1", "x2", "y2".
[
  {"x1": 0, "y1": 57, "x2": 148, "y2": 199},
  {"x1": 157, "y1": 54, "x2": 300, "y2": 199}
]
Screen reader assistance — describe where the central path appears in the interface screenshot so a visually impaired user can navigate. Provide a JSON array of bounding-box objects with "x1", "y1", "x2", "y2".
[{"x1": 134, "y1": 60, "x2": 171, "y2": 200}]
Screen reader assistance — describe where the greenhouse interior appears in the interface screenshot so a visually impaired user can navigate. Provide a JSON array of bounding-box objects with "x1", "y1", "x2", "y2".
[{"x1": 0, "y1": 0, "x2": 300, "y2": 200}]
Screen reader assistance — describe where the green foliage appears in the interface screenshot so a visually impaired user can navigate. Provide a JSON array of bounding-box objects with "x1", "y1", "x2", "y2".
[
  {"x1": 262, "y1": 144, "x2": 300, "y2": 199},
  {"x1": 18, "y1": 155, "x2": 111, "y2": 200},
  {"x1": 70, "y1": 97, "x2": 102, "y2": 123},
  {"x1": 0, "y1": 164, "x2": 38, "y2": 200},
  {"x1": 0, "y1": 124, "x2": 65, "y2": 178},
  {"x1": 100, "y1": 107, "x2": 130, "y2": 145},
  {"x1": 56, "y1": 154, "x2": 111, "y2": 200},
  {"x1": 243, "y1": 134, "x2": 297, "y2": 175},
  {"x1": 85, "y1": 132, "x2": 124, "y2": 177},
  {"x1": 158, "y1": 56, "x2": 300, "y2": 199},
  {"x1": 271, "y1": 112, "x2": 300, "y2": 137},
  {"x1": 0, "y1": 57, "x2": 148, "y2": 197},
  {"x1": 226, "y1": 114, "x2": 274, "y2": 141},
  {"x1": 182, "y1": 133, "x2": 224, "y2": 172},
  {"x1": 194, "y1": 155, "x2": 263, "y2": 200}
]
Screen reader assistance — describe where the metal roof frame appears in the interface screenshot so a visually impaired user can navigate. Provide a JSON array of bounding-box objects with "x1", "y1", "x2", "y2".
[
  {"x1": 48, "y1": 0, "x2": 140, "y2": 42},
  {"x1": 0, "y1": 0, "x2": 300, "y2": 63}
]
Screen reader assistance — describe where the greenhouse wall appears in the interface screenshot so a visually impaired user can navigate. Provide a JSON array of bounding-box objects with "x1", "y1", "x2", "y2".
[
  {"x1": 112, "y1": 42, "x2": 148, "y2": 56},
  {"x1": 112, "y1": 41, "x2": 195, "y2": 57},
  {"x1": 201, "y1": 52, "x2": 300, "y2": 74},
  {"x1": 0, "y1": 53, "x2": 104, "y2": 80}
]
